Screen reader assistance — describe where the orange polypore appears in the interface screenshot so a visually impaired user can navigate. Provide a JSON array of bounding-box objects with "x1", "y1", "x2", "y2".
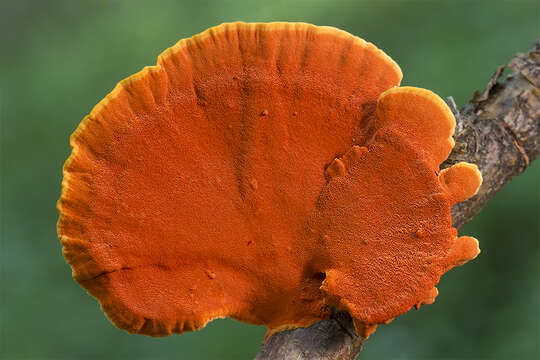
[{"x1": 57, "y1": 22, "x2": 482, "y2": 339}]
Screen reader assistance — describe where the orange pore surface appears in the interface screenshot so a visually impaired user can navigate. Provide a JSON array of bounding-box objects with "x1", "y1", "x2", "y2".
[{"x1": 57, "y1": 22, "x2": 482, "y2": 338}]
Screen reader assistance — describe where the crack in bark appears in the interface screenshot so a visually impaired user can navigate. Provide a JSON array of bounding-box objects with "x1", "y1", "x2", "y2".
[
  {"x1": 331, "y1": 309, "x2": 356, "y2": 340},
  {"x1": 501, "y1": 119, "x2": 530, "y2": 167}
]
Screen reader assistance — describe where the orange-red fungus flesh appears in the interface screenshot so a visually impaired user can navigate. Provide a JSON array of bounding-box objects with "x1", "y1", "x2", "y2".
[{"x1": 57, "y1": 22, "x2": 482, "y2": 339}]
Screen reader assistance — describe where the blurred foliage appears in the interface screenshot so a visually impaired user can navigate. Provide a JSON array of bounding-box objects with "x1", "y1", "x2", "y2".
[{"x1": 1, "y1": 0, "x2": 538, "y2": 359}]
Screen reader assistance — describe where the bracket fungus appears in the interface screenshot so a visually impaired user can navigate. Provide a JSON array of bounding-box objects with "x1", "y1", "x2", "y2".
[{"x1": 57, "y1": 22, "x2": 482, "y2": 340}]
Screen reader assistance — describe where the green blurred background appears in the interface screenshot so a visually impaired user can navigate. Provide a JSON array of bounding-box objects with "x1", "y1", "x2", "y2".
[{"x1": 1, "y1": 0, "x2": 538, "y2": 359}]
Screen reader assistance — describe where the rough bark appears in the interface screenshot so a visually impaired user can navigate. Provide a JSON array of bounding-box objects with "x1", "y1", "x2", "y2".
[{"x1": 255, "y1": 39, "x2": 540, "y2": 360}]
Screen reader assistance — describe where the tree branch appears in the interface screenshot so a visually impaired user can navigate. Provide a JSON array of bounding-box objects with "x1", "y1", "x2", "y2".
[{"x1": 255, "y1": 39, "x2": 540, "y2": 360}]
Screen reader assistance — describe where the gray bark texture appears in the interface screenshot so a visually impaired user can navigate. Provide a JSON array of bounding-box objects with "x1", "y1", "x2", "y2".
[{"x1": 255, "y1": 39, "x2": 540, "y2": 360}]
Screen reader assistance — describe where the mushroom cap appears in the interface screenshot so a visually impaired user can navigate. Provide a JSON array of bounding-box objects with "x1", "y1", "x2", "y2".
[{"x1": 57, "y1": 22, "x2": 481, "y2": 337}]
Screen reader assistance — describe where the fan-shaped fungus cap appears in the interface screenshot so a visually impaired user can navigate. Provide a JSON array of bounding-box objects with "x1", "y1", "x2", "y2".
[{"x1": 57, "y1": 22, "x2": 482, "y2": 339}]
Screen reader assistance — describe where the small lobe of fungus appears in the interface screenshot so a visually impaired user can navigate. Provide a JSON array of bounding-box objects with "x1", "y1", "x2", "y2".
[
  {"x1": 353, "y1": 319, "x2": 378, "y2": 339},
  {"x1": 57, "y1": 22, "x2": 482, "y2": 340},
  {"x1": 326, "y1": 158, "x2": 346, "y2": 178},
  {"x1": 415, "y1": 287, "x2": 439, "y2": 309}
]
